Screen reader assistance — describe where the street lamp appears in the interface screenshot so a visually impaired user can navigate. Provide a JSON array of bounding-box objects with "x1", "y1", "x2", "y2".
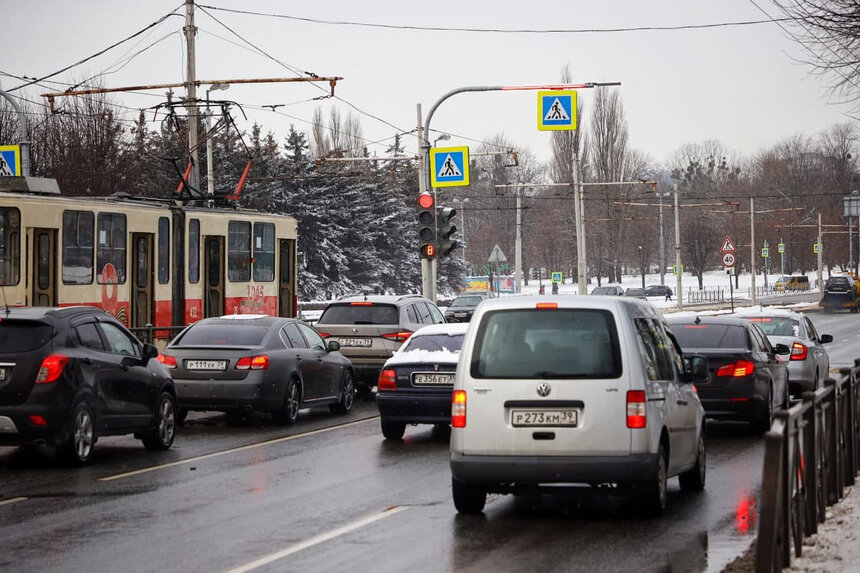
[
  {"x1": 453, "y1": 197, "x2": 470, "y2": 271},
  {"x1": 205, "y1": 83, "x2": 230, "y2": 201},
  {"x1": 433, "y1": 133, "x2": 451, "y2": 148}
]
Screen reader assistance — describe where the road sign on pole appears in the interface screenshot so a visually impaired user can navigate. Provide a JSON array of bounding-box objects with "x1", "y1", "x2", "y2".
[
  {"x1": 720, "y1": 235, "x2": 737, "y2": 253},
  {"x1": 0, "y1": 145, "x2": 21, "y2": 176},
  {"x1": 430, "y1": 146, "x2": 469, "y2": 187},
  {"x1": 551, "y1": 271, "x2": 562, "y2": 284},
  {"x1": 537, "y1": 91, "x2": 577, "y2": 131},
  {"x1": 722, "y1": 252, "x2": 737, "y2": 267},
  {"x1": 488, "y1": 244, "x2": 507, "y2": 263},
  {"x1": 761, "y1": 247, "x2": 769, "y2": 258}
]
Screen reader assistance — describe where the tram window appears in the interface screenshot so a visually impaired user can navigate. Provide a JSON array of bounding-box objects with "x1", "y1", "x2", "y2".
[
  {"x1": 136, "y1": 236, "x2": 148, "y2": 288},
  {"x1": 97, "y1": 213, "x2": 126, "y2": 284},
  {"x1": 158, "y1": 217, "x2": 169, "y2": 284},
  {"x1": 253, "y1": 222, "x2": 275, "y2": 282},
  {"x1": 0, "y1": 207, "x2": 20, "y2": 286},
  {"x1": 189, "y1": 219, "x2": 200, "y2": 284},
  {"x1": 62, "y1": 210, "x2": 94, "y2": 285},
  {"x1": 228, "y1": 220, "x2": 251, "y2": 282}
]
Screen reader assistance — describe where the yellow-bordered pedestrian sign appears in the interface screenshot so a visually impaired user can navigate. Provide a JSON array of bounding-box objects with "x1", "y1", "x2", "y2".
[
  {"x1": 814, "y1": 243, "x2": 821, "y2": 254},
  {"x1": 0, "y1": 145, "x2": 21, "y2": 176},
  {"x1": 538, "y1": 91, "x2": 577, "y2": 131},
  {"x1": 551, "y1": 271, "x2": 563, "y2": 284},
  {"x1": 430, "y1": 146, "x2": 469, "y2": 187}
]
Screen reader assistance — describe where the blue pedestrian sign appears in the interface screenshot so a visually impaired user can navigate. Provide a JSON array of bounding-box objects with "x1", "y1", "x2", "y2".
[
  {"x1": 430, "y1": 146, "x2": 470, "y2": 188},
  {"x1": 538, "y1": 90, "x2": 577, "y2": 131},
  {"x1": 551, "y1": 271, "x2": 562, "y2": 284},
  {"x1": 0, "y1": 145, "x2": 21, "y2": 177}
]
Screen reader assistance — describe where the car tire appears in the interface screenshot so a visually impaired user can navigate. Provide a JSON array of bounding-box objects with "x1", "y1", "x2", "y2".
[
  {"x1": 380, "y1": 419, "x2": 406, "y2": 440},
  {"x1": 753, "y1": 387, "x2": 774, "y2": 435},
  {"x1": 274, "y1": 378, "x2": 301, "y2": 425},
  {"x1": 642, "y1": 444, "x2": 668, "y2": 517},
  {"x1": 142, "y1": 392, "x2": 177, "y2": 451},
  {"x1": 329, "y1": 370, "x2": 355, "y2": 415},
  {"x1": 60, "y1": 400, "x2": 96, "y2": 465},
  {"x1": 452, "y1": 478, "x2": 486, "y2": 514},
  {"x1": 678, "y1": 434, "x2": 706, "y2": 492}
]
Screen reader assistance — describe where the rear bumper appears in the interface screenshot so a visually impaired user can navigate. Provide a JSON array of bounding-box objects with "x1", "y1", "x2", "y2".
[
  {"x1": 450, "y1": 452, "x2": 657, "y2": 487},
  {"x1": 787, "y1": 361, "x2": 817, "y2": 394},
  {"x1": 697, "y1": 379, "x2": 770, "y2": 421},
  {"x1": 174, "y1": 379, "x2": 281, "y2": 412},
  {"x1": 0, "y1": 386, "x2": 74, "y2": 446},
  {"x1": 377, "y1": 391, "x2": 451, "y2": 424},
  {"x1": 350, "y1": 362, "x2": 386, "y2": 386}
]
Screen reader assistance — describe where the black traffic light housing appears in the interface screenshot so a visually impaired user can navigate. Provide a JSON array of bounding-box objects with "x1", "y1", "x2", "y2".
[
  {"x1": 418, "y1": 192, "x2": 436, "y2": 258},
  {"x1": 436, "y1": 206, "x2": 458, "y2": 258}
]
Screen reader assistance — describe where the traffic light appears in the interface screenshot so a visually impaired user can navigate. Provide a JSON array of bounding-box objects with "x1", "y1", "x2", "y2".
[
  {"x1": 418, "y1": 192, "x2": 436, "y2": 258},
  {"x1": 436, "y1": 206, "x2": 458, "y2": 258}
]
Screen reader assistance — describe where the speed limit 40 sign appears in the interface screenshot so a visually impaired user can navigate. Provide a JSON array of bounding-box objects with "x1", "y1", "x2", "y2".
[{"x1": 722, "y1": 252, "x2": 736, "y2": 267}]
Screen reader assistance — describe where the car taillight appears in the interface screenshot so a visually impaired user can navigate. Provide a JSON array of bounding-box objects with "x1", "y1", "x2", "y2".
[
  {"x1": 317, "y1": 332, "x2": 331, "y2": 338},
  {"x1": 452, "y1": 390, "x2": 467, "y2": 428},
  {"x1": 378, "y1": 369, "x2": 397, "y2": 391},
  {"x1": 626, "y1": 390, "x2": 647, "y2": 429},
  {"x1": 716, "y1": 360, "x2": 756, "y2": 377},
  {"x1": 236, "y1": 355, "x2": 269, "y2": 370},
  {"x1": 35, "y1": 354, "x2": 69, "y2": 384},
  {"x1": 382, "y1": 331, "x2": 412, "y2": 343},
  {"x1": 536, "y1": 302, "x2": 558, "y2": 310},
  {"x1": 157, "y1": 354, "x2": 177, "y2": 369},
  {"x1": 790, "y1": 342, "x2": 808, "y2": 361}
]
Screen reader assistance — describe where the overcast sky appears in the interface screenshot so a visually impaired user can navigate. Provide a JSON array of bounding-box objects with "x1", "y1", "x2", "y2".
[{"x1": 2, "y1": 1, "x2": 854, "y2": 168}]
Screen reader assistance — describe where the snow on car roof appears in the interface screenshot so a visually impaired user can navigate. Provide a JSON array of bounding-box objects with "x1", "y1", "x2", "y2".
[
  {"x1": 410, "y1": 322, "x2": 471, "y2": 337},
  {"x1": 733, "y1": 306, "x2": 802, "y2": 319},
  {"x1": 383, "y1": 322, "x2": 470, "y2": 367}
]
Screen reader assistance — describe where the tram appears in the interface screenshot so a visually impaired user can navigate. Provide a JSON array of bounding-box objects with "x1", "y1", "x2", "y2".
[{"x1": 0, "y1": 178, "x2": 298, "y2": 336}]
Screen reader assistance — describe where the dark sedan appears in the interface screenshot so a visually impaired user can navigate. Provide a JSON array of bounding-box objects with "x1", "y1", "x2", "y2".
[
  {"x1": 376, "y1": 322, "x2": 469, "y2": 439},
  {"x1": 0, "y1": 306, "x2": 176, "y2": 464},
  {"x1": 160, "y1": 315, "x2": 354, "y2": 424},
  {"x1": 667, "y1": 315, "x2": 790, "y2": 434},
  {"x1": 444, "y1": 293, "x2": 490, "y2": 322}
]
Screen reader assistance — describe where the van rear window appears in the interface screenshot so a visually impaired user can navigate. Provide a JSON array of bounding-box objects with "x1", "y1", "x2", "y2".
[{"x1": 471, "y1": 308, "x2": 621, "y2": 379}]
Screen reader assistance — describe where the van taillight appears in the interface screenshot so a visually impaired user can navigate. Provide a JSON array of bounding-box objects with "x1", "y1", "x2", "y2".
[
  {"x1": 716, "y1": 360, "x2": 755, "y2": 377},
  {"x1": 378, "y1": 369, "x2": 397, "y2": 391},
  {"x1": 790, "y1": 342, "x2": 808, "y2": 361},
  {"x1": 157, "y1": 354, "x2": 177, "y2": 369},
  {"x1": 627, "y1": 390, "x2": 647, "y2": 429},
  {"x1": 36, "y1": 354, "x2": 69, "y2": 384},
  {"x1": 452, "y1": 390, "x2": 467, "y2": 428},
  {"x1": 236, "y1": 355, "x2": 269, "y2": 370},
  {"x1": 382, "y1": 331, "x2": 412, "y2": 343}
]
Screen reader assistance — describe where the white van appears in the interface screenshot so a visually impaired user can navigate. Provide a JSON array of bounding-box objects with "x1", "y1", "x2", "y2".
[{"x1": 449, "y1": 295, "x2": 709, "y2": 516}]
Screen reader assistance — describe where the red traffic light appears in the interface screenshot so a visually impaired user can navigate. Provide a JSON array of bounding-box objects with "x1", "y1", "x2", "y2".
[
  {"x1": 418, "y1": 192, "x2": 434, "y2": 209},
  {"x1": 421, "y1": 244, "x2": 436, "y2": 258}
]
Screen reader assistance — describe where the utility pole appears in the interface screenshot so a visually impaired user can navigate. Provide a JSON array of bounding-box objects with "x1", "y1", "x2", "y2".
[
  {"x1": 674, "y1": 184, "x2": 683, "y2": 309},
  {"x1": 573, "y1": 151, "x2": 587, "y2": 293},
  {"x1": 750, "y1": 197, "x2": 756, "y2": 306},
  {"x1": 515, "y1": 188, "x2": 523, "y2": 293},
  {"x1": 0, "y1": 85, "x2": 30, "y2": 176},
  {"x1": 184, "y1": 0, "x2": 200, "y2": 194},
  {"x1": 659, "y1": 194, "x2": 666, "y2": 285},
  {"x1": 817, "y1": 213, "x2": 824, "y2": 302}
]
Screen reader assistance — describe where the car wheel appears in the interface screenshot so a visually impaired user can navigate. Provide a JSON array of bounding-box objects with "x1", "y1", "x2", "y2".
[
  {"x1": 142, "y1": 392, "x2": 176, "y2": 451},
  {"x1": 329, "y1": 370, "x2": 355, "y2": 415},
  {"x1": 452, "y1": 478, "x2": 486, "y2": 514},
  {"x1": 61, "y1": 401, "x2": 96, "y2": 465},
  {"x1": 678, "y1": 434, "x2": 706, "y2": 492},
  {"x1": 380, "y1": 419, "x2": 406, "y2": 440},
  {"x1": 753, "y1": 387, "x2": 774, "y2": 435},
  {"x1": 274, "y1": 379, "x2": 300, "y2": 425},
  {"x1": 642, "y1": 444, "x2": 668, "y2": 517}
]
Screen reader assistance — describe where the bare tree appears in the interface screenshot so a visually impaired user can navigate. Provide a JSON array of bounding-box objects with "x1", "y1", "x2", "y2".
[{"x1": 310, "y1": 107, "x2": 329, "y2": 158}]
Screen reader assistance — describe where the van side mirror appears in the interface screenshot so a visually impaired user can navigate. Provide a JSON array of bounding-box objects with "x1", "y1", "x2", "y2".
[
  {"x1": 685, "y1": 355, "x2": 709, "y2": 383},
  {"x1": 327, "y1": 340, "x2": 341, "y2": 352}
]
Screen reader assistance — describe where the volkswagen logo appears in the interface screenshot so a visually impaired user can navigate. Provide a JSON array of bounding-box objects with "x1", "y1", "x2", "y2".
[{"x1": 536, "y1": 383, "x2": 551, "y2": 397}]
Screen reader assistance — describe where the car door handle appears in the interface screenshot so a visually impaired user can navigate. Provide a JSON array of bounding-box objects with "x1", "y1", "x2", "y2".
[
  {"x1": 677, "y1": 400, "x2": 688, "y2": 406},
  {"x1": 81, "y1": 357, "x2": 92, "y2": 365}
]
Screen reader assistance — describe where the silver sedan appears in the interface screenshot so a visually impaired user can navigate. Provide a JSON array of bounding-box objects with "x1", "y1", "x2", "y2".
[{"x1": 734, "y1": 308, "x2": 832, "y2": 396}]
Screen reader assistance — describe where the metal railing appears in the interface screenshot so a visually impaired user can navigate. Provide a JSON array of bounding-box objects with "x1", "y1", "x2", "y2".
[
  {"x1": 685, "y1": 287, "x2": 726, "y2": 304},
  {"x1": 756, "y1": 361, "x2": 860, "y2": 572},
  {"x1": 129, "y1": 324, "x2": 187, "y2": 345}
]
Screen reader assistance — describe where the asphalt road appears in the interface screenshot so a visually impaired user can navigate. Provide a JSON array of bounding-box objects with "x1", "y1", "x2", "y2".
[{"x1": 0, "y1": 310, "x2": 856, "y2": 573}]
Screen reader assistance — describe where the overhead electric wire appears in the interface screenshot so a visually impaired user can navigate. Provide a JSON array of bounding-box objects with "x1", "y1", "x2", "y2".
[
  {"x1": 198, "y1": 5, "x2": 802, "y2": 35},
  {"x1": 7, "y1": 5, "x2": 184, "y2": 93}
]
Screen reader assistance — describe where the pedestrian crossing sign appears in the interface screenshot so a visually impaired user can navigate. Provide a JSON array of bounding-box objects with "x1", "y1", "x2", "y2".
[
  {"x1": 430, "y1": 146, "x2": 470, "y2": 188},
  {"x1": 538, "y1": 90, "x2": 577, "y2": 131},
  {"x1": 0, "y1": 145, "x2": 21, "y2": 177},
  {"x1": 551, "y1": 271, "x2": 562, "y2": 284}
]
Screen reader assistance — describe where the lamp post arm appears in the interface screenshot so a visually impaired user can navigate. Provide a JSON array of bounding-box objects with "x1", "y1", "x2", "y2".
[{"x1": 0, "y1": 87, "x2": 30, "y2": 176}]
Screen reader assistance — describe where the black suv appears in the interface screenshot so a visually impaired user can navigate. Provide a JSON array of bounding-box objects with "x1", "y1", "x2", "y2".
[
  {"x1": 315, "y1": 295, "x2": 445, "y2": 395},
  {"x1": 444, "y1": 292, "x2": 492, "y2": 322},
  {"x1": 0, "y1": 307, "x2": 176, "y2": 464},
  {"x1": 821, "y1": 276, "x2": 858, "y2": 313},
  {"x1": 644, "y1": 285, "x2": 671, "y2": 298}
]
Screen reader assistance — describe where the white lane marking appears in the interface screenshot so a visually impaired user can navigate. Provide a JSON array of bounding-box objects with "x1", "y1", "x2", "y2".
[
  {"x1": 224, "y1": 506, "x2": 409, "y2": 573},
  {"x1": 99, "y1": 417, "x2": 377, "y2": 482},
  {"x1": 0, "y1": 497, "x2": 27, "y2": 506}
]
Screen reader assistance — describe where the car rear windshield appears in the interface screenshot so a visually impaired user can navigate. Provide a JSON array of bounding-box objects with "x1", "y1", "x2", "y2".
[
  {"x1": 743, "y1": 317, "x2": 799, "y2": 337},
  {"x1": 403, "y1": 333, "x2": 465, "y2": 353},
  {"x1": 174, "y1": 324, "x2": 268, "y2": 346},
  {"x1": 451, "y1": 296, "x2": 483, "y2": 308},
  {"x1": 471, "y1": 308, "x2": 621, "y2": 379},
  {"x1": 0, "y1": 320, "x2": 54, "y2": 352},
  {"x1": 672, "y1": 323, "x2": 747, "y2": 349},
  {"x1": 826, "y1": 278, "x2": 851, "y2": 291},
  {"x1": 317, "y1": 303, "x2": 399, "y2": 325}
]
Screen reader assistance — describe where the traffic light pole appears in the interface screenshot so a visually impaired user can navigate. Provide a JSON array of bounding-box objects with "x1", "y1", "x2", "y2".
[{"x1": 417, "y1": 104, "x2": 436, "y2": 302}]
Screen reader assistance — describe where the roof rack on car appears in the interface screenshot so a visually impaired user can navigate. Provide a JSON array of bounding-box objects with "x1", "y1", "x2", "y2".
[
  {"x1": 395, "y1": 294, "x2": 422, "y2": 301},
  {"x1": 337, "y1": 292, "x2": 369, "y2": 301}
]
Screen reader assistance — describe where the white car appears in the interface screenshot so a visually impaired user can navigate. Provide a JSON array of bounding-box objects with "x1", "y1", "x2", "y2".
[{"x1": 449, "y1": 295, "x2": 709, "y2": 516}]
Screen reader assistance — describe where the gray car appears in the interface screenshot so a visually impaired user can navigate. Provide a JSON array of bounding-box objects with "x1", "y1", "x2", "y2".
[{"x1": 734, "y1": 308, "x2": 832, "y2": 396}]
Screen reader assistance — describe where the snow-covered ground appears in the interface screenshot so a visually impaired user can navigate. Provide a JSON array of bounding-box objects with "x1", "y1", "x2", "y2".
[{"x1": 784, "y1": 486, "x2": 860, "y2": 572}]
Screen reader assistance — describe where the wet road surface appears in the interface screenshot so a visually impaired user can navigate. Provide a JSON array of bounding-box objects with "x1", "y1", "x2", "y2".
[{"x1": 0, "y1": 311, "x2": 855, "y2": 573}]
